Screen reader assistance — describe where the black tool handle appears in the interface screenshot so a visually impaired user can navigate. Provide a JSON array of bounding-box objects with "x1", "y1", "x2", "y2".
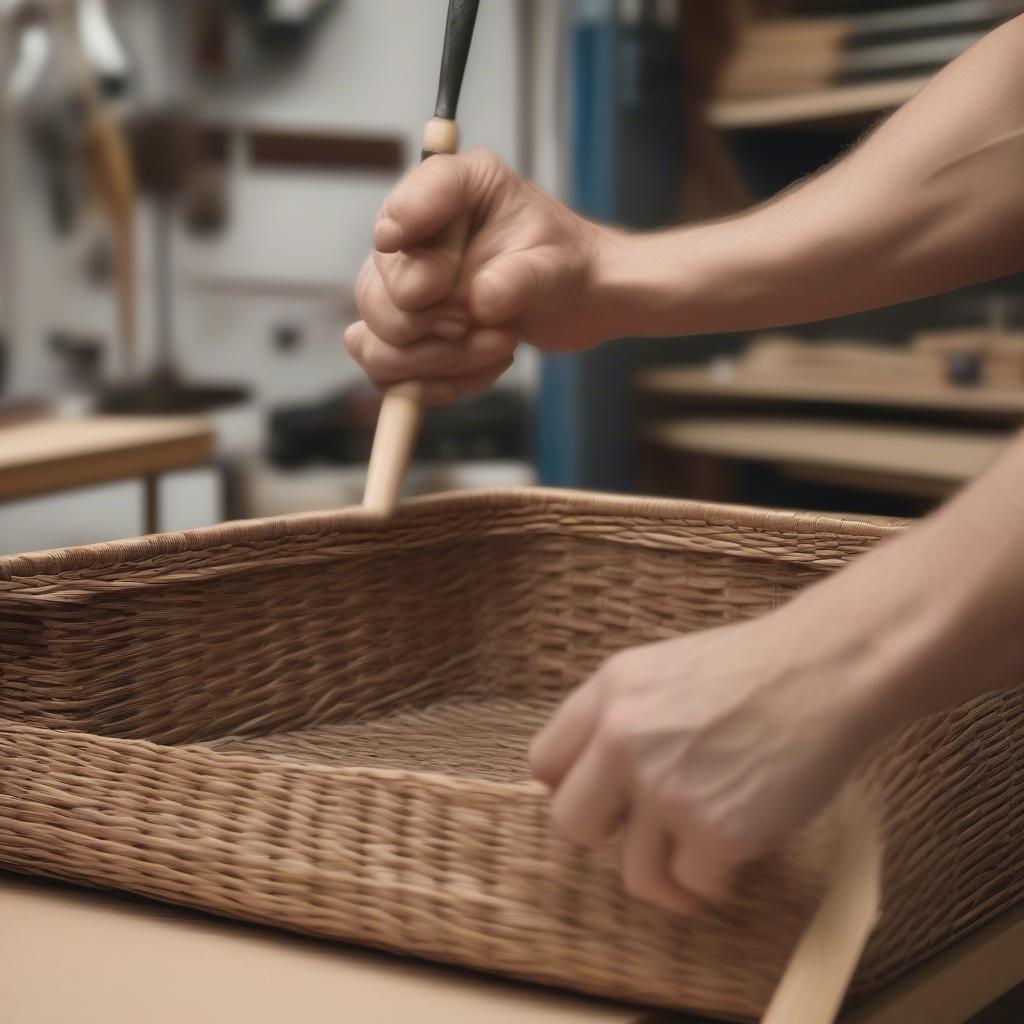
[{"x1": 434, "y1": 0, "x2": 481, "y2": 121}]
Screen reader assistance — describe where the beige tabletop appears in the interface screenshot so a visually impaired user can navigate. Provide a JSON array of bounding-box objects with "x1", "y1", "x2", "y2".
[
  {"x1": 0, "y1": 415, "x2": 214, "y2": 502},
  {"x1": 4, "y1": 871, "x2": 1024, "y2": 1024},
  {"x1": 0, "y1": 873, "x2": 660, "y2": 1024}
]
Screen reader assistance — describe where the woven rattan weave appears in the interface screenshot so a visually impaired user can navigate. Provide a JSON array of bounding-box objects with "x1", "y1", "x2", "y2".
[{"x1": 1, "y1": 489, "x2": 1020, "y2": 1020}]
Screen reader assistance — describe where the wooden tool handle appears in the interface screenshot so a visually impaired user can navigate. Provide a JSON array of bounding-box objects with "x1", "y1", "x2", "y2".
[{"x1": 362, "y1": 117, "x2": 468, "y2": 515}]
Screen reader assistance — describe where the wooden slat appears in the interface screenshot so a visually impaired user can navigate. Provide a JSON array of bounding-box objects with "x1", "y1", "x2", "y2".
[{"x1": 843, "y1": 904, "x2": 1024, "y2": 1024}]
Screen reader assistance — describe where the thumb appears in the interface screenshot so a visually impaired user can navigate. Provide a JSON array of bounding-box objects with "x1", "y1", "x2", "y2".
[
  {"x1": 469, "y1": 252, "x2": 543, "y2": 327},
  {"x1": 375, "y1": 151, "x2": 500, "y2": 253}
]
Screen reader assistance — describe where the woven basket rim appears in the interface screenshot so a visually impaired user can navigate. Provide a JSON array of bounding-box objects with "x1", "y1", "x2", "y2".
[{"x1": 0, "y1": 486, "x2": 906, "y2": 581}]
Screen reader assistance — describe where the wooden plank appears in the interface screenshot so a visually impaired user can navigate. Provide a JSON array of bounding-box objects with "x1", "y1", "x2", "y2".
[
  {"x1": 635, "y1": 366, "x2": 1024, "y2": 419},
  {"x1": 842, "y1": 904, "x2": 1024, "y2": 1024},
  {"x1": 0, "y1": 416, "x2": 214, "y2": 502},
  {"x1": 642, "y1": 418, "x2": 1009, "y2": 497},
  {"x1": 708, "y1": 75, "x2": 931, "y2": 129}
]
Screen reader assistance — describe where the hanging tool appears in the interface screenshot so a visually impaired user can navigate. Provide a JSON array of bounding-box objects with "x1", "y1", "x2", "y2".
[
  {"x1": 76, "y1": 0, "x2": 130, "y2": 94},
  {"x1": 362, "y1": 0, "x2": 481, "y2": 515},
  {"x1": 53, "y1": 0, "x2": 138, "y2": 379},
  {"x1": 0, "y1": 1, "x2": 51, "y2": 394}
]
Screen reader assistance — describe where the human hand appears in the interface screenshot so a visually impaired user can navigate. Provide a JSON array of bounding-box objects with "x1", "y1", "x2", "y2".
[
  {"x1": 529, "y1": 608, "x2": 882, "y2": 914},
  {"x1": 345, "y1": 150, "x2": 616, "y2": 403}
]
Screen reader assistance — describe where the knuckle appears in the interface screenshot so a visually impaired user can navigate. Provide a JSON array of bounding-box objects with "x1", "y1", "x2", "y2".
[
  {"x1": 342, "y1": 323, "x2": 364, "y2": 358},
  {"x1": 622, "y1": 866, "x2": 657, "y2": 904},
  {"x1": 595, "y1": 706, "x2": 634, "y2": 760},
  {"x1": 466, "y1": 148, "x2": 505, "y2": 183},
  {"x1": 386, "y1": 269, "x2": 428, "y2": 312},
  {"x1": 361, "y1": 338, "x2": 396, "y2": 377},
  {"x1": 596, "y1": 651, "x2": 633, "y2": 695},
  {"x1": 549, "y1": 805, "x2": 580, "y2": 844}
]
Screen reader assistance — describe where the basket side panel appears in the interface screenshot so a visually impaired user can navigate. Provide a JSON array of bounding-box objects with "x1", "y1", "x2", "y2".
[
  {"x1": 0, "y1": 542, "x2": 494, "y2": 743},
  {"x1": 0, "y1": 722, "x2": 844, "y2": 1019},
  {"x1": 0, "y1": 528, "x2": 831, "y2": 744},
  {"x1": 853, "y1": 687, "x2": 1024, "y2": 996},
  {"x1": 485, "y1": 531, "x2": 826, "y2": 701}
]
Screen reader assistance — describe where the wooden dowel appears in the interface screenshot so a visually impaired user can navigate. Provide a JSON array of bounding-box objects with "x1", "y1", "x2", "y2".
[{"x1": 362, "y1": 117, "x2": 467, "y2": 516}]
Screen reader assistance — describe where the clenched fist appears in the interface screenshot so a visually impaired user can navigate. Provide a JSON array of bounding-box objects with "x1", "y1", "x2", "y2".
[{"x1": 345, "y1": 150, "x2": 617, "y2": 403}]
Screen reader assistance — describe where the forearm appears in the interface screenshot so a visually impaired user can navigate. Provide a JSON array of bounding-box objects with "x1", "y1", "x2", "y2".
[
  {"x1": 595, "y1": 16, "x2": 1024, "y2": 339},
  {"x1": 789, "y1": 431, "x2": 1024, "y2": 743}
]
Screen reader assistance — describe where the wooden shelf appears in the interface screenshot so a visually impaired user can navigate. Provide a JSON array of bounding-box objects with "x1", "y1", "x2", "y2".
[
  {"x1": 636, "y1": 366, "x2": 1024, "y2": 419},
  {"x1": 708, "y1": 76, "x2": 931, "y2": 129},
  {"x1": 642, "y1": 417, "x2": 1009, "y2": 498}
]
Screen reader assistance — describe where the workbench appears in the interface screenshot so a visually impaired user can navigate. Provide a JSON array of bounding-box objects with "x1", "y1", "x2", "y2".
[
  {"x1": 3, "y1": 872, "x2": 1022, "y2": 1024},
  {"x1": 0, "y1": 414, "x2": 215, "y2": 536}
]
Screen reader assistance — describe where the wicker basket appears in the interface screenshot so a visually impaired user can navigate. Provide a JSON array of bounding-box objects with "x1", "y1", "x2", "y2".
[{"x1": 1, "y1": 489, "x2": 1021, "y2": 1020}]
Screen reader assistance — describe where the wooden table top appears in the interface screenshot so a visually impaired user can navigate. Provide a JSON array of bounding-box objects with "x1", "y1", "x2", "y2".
[
  {"x1": 635, "y1": 367, "x2": 1024, "y2": 420},
  {"x1": 0, "y1": 415, "x2": 215, "y2": 501},
  {"x1": 4, "y1": 871, "x2": 1023, "y2": 1024},
  {"x1": 0, "y1": 873, "x2": 654, "y2": 1024}
]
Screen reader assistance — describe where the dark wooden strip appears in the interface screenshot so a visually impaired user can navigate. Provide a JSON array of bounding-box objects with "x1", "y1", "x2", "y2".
[{"x1": 248, "y1": 130, "x2": 404, "y2": 172}]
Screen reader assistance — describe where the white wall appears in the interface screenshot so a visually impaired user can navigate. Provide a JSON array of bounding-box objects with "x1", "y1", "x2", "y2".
[
  {"x1": 9, "y1": 0, "x2": 526, "y2": 399},
  {"x1": 1, "y1": 0, "x2": 568, "y2": 552}
]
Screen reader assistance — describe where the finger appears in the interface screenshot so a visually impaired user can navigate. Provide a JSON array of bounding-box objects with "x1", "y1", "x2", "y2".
[
  {"x1": 530, "y1": 678, "x2": 603, "y2": 788},
  {"x1": 344, "y1": 322, "x2": 461, "y2": 386},
  {"x1": 359, "y1": 267, "x2": 469, "y2": 347},
  {"x1": 375, "y1": 151, "x2": 501, "y2": 253},
  {"x1": 669, "y1": 832, "x2": 743, "y2": 907},
  {"x1": 469, "y1": 251, "x2": 544, "y2": 327},
  {"x1": 421, "y1": 356, "x2": 514, "y2": 406},
  {"x1": 345, "y1": 323, "x2": 515, "y2": 386},
  {"x1": 549, "y1": 736, "x2": 628, "y2": 846},
  {"x1": 374, "y1": 247, "x2": 462, "y2": 313},
  {"x1": 620, "y1": 811, "x2": 701, "y2": 915}
]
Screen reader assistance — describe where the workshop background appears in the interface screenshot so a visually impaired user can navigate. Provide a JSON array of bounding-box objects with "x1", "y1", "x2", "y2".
[{"x1": 2, "y1": 0, "x2": 1023, "y2": 556}]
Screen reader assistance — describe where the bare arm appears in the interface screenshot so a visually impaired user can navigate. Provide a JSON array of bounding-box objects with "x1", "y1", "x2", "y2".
[
  {"x1": 349, "y1": 18, "x2": 1024, "y2": 913},
  {"x1": 530, "y1": 430, "x2": 1024, "y2": 911},
  {"x1": 599, "y1": 16, "x2": 1024, "y2": 337},
  {"x1": 348, "y1": 18, "x2": 1024, "y2": 399}
]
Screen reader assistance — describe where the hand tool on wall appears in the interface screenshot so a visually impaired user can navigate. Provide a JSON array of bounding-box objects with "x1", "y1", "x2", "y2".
[
  {"x1": 0, "y1": 3, "x2": 51, "y2": 394},
  {"x1": 76, "y1": 0, "x2": 129, "y2": 94},
  {"x1": 361, "y1": 0, "x2": 480, "y2": 515},
  {"x1": 54, "y1": 0, "x2": 137, "y2": 379}
]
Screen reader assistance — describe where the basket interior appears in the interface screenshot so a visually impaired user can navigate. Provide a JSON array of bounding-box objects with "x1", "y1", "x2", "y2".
[
  {"x1": 1, "y1": 502, "x2": 834, "y2": 752},
  {"x1": 203, "y1": 693, "x2": 558, "y2": 782}
]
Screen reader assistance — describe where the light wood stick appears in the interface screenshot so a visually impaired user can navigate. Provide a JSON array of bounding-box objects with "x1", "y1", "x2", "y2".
[
  {"x1": 362, "y1": 0, "x2": 479, "y2": 515},
  {"x1": 361, "y1": 119, "x2": 466, "y2": 515},
  {"x1": 761, "y1": 800, "x2": 883, "y2": 1024}
]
